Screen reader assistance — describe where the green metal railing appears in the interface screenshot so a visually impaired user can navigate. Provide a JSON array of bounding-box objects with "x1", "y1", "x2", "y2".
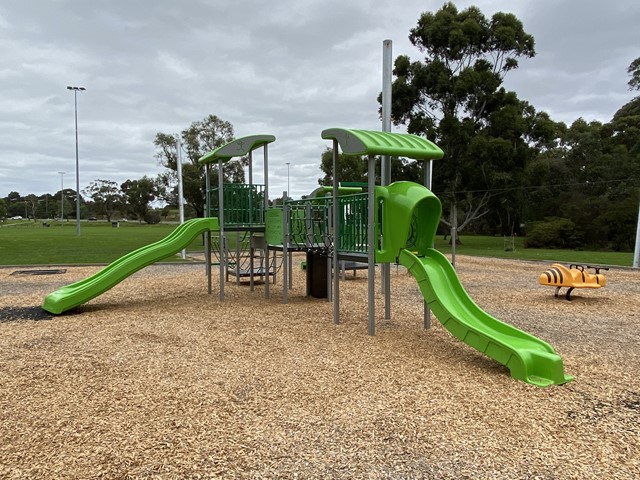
[
  {"x1": 285, "y1": 199, "x2": 330, "y2": 249},
  {"x1": 336, "y1": 193, "x2": 368, "y2": 254},
  {"x1": 282, "y1": 193, "x2": 368, "y2": 253},
  {"x1": 209, "y1": 183, "x2": 265, "y2": 226}
]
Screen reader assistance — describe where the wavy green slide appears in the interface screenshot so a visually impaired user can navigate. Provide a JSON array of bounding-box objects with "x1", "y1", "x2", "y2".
[
  {"x1": 377, "y1": 181, "x2": 572, "y2": 386},
  {"x1": 399, "y1": 249, "x2": 573, "y2": 386},
  {"x1": 42, "y1": 217, "x2": 218, "y2": 314}
]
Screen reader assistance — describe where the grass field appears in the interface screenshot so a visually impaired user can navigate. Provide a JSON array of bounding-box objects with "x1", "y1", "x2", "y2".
[
  {"x1": 0, "y1": 219, "x2": 635, "y2": 267},
  {"x1": 0, "y1": 220, "x2": 205, "y2": 265},
  {"x1": 433, "y1": 235, "x2": 635, "y2": 266}
]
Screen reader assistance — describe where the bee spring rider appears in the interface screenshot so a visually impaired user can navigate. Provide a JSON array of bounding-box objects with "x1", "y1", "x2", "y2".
[{"x1": 539, "y1": 264, "x2": 608, "y2": 300}]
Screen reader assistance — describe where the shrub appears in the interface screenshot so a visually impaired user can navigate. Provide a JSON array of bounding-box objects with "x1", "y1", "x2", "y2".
[
  {"x1": 144, "y1": 210, "x2": 161, "y2": 224},
  {"x1": 524, "y1": 217, "x2": 583, "y2": 249}
]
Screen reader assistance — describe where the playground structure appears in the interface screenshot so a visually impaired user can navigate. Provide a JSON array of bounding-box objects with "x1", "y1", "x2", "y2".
[
  {"x1": 539, "y1": 263, "x2": 608, "y2": 300},
  {"x1": 42, "y1": 129, "x2": 573, "y2": 387}
]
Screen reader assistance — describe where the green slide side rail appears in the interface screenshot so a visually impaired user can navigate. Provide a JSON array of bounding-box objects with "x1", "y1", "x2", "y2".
[
  {"x1": 42, "y1": 217, "x2": 219, "y2": 314},
  {"x1": 399, "y1": 248, "x2": 573, "y2": 387}
]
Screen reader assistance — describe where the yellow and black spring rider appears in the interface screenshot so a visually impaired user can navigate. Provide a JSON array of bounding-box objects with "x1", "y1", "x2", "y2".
[{"x1": 539, "y1": 264, "x2": 608, "y2": 300}]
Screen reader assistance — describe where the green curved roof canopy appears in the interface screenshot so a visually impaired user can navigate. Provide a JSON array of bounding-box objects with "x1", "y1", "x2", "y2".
[
  {"x1": 198, "y1": 134, "x2": 276, "y2": 165},
  {"x1": 321, "y1": 128, "x2": 443, "y2": 160}
]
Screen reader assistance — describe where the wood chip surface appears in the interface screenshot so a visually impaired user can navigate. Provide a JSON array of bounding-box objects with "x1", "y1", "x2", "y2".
[{"x1": 0, "y1": 255, "x2": 638, "y2": 479}]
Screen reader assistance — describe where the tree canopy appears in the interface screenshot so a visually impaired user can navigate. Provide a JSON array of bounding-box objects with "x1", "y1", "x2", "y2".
[
  {"x1": 154, "y1": 115, "x2": 239, "y2": 217},
  {"x1": 83, "y1": 179, "x2": 124, "y2": 222},
  {"x1": 627, "y1": 56, "x2": 640, "y2": 91},
  {"x1": 389, "y1": 2, "x2": 546, "y2": 235},
  {"x1": 120, "y1": 176, "x2": 162, "y2": 223}
]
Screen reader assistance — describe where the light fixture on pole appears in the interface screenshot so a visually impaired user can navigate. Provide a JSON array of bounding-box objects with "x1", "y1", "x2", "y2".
[
  {"x1": 285, "y1": 162, "x2": 290, "y2": 199},
  {"x1": 67, "y1": 85, "x2": 85, "y2": 236},
  {"x1": 58, "y1": 171, "x2": 66, "y2": 221}
]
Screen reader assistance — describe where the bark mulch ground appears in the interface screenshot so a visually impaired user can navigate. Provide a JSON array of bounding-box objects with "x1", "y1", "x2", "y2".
[{"x1": 0, "y1": 255, "x2": 638, "y2": 479}]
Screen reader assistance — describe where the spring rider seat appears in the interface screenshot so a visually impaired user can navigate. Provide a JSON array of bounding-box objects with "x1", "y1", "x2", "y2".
[{"x1": 539, "y1": 264, "x2": 608, "y2": 300}]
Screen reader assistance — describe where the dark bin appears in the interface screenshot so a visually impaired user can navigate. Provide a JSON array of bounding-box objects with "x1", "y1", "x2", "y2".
[{"x1": 306, "y1": 251, "x2": 328, "y2": 298}]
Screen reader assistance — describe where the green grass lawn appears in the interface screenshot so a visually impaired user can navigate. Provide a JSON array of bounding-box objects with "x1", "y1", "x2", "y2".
[
  {"x1": 0, "y1": 220, "x2": 207, "y2": 265},
  {"x1": 0, "y1": 219, "x2": 635, "y2": 267},
  {"x1": 433, "y1": 235, "x2": 634, "y2": 267}
]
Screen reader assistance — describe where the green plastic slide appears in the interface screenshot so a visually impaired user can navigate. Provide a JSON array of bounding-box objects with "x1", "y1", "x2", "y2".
[
  {"x1": 42, "y1": 217, "x2": 219, "y2": 314},
  {"x1": 374, "y1": 180, "x2": 571, "y2": 386},
  {"x1": 399, "y1": 248, "x2": 573, "y2": 387}
]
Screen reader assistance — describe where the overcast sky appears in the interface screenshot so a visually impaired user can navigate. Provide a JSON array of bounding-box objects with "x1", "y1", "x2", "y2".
[{"x1": 1, "y1": 0, "x2": 638, "y2": 201}]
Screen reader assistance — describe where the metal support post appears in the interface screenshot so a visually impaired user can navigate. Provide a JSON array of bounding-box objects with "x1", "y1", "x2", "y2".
[
  {"x1": 634, "y1": 200, "x2": 640, "y2": 269},
  {"x1": 451, "y1": 201, "x2": 457, "y2": 268},
  {"x1": 176, "y1": 136, "x2": 186, "y2": 259},
  {"x1": 381, "y1": 38, "x2": 392, "y2": 320},
  {"x1": 205, "y1": 164, "x2": 212, "y2": 295},
  {"x1": 423, "y1": 160, "x2": 433, "y2": 329},
  {"x1": 218, "y1": 159, "x2": 225, "y2": 301},
  {"x1": 264, "y1": 144, "x2": 270, "y2": 299},
  {"x1": 332, "y1": 139, "x2": 340, "y2": 323},
  {"x1": 367, "y1": 154, "x2": 376, "y2": 336},
  {"x1": 283, "y1": 196, "x2": 289, "y2": 304}
]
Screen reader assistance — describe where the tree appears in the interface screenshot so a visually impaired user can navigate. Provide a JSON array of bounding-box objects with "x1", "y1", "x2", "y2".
[
  {"x1": 121, "y1": 176, "x2": 161, "y2": 223},
  {"x1": 0, "y1": 198, "x2": 7, "y2": 220},
  {"x1": 318, "y1": 148, "x2": 367, "y2": 185},
  {"x1": 154, "y1": 115, "x2": 238, "y2": 217},
  {"x1": 388, "y1": 3, "x2": 538, "y2": 236},
  {"x1": 628, "y1": 57, "x2": 640, "y2": 91},
  {"x1": 24, "y1": 194, "x2": 38, "y2": 220},
  {"x1": 53, "y1": 189, "x2": 74, "y2": 220},
  {"x1": 83, "y1": 179, "x2": 125, "y2": 221}
]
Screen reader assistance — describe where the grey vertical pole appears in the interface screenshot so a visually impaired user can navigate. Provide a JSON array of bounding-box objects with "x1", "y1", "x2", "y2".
[
  {"x1": 218, "y1": 159, "x2": 225, "y2": 301},
  {"x1": 332, "y1": 139, "x2": 340, "y2": 324},
  {"x1": 451, "y1": 201, "x2": 457, "y2": 268},
  {"x1": 176, "y1": 136, "x2": 186, "y2": 259},
  {"x1": 367, "y1": 154, "x2": 376, "y2": 336},
  {"x1": 248, "y1": 150, "x2": 255, "y2": 290},
  {"x1": 235, "y1": 231, "x2": 240, "y2": 284},
  {"x1": 326, "y1": 206, "x2": 332, "y2": 302},
  {"x1": 264, "y1": 145, "x2": 270, "y2": 298},
  {"x1": 633, "y1": 201, "x2": 640, "y2": 269},
  {"x1": 423, "y1": 161, "x2": 433, "y2": 329},
  {"x1": 72, "y1": 89, "x2": 81, "y2": 237},
  {"x1": 381, "y1": 39, "x2": 393, "y2": 320},
  {"x1": 283, "y1": 195, "x2": 289, "y2": 304},
  {"x1": 205, "y1": 164, "x2": 212, "y2": 295},
  {"x1": 289, "y1": 251, "x2": 293, "y2": 288}
]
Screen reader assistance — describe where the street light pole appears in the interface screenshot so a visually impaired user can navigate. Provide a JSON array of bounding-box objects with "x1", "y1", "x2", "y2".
[
  {"x1": 58, "y1": 171, "x2": 66, "y2": 221},
  {"x1": 67, "y1": 85, "x2": 85, "y2": 236},
  {"x1": 285, "y1": 162, "x2": 290, "y2": 199}
]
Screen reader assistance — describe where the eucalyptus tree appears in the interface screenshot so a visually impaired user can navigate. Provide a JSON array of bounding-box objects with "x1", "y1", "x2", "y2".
[
  {"x1": 120, "y1": 176, "x2": 162, "y2": 223},
  {"x1": 388, "y1": 2, "x2": 542, "y2": 235},
  {"x1": 154, "y1": 115, "x2": 238, "y2": 217},
  {"x1": 83, "y1": 179, "x2": 125, "y2": 222},
  {"x1": 627, "y1": 57, "x2": 640, "y2": 91}
]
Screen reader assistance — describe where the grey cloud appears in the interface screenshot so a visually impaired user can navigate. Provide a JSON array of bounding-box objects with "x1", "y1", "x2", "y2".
[{"x1": 1, "y1": 0, "x2": 638, "y2": 199}]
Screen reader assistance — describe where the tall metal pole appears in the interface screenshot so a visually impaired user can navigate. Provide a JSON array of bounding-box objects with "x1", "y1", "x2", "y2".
[
  {"x1": 205, "y1": 164, "x2": 212, "y2": 295},
  {"x1": 176, "y1": 136, "x2": 186, "y2": 259},
  {"x1": 264, "y1": 144, "x2": 270, "y2": 299},
  {"x1": 633, "y1": 200, "x2": 640, "y2": 269},
  {"x1": 424, "y1": 161, "x2": 433, "y2": 329},
  {"x1": 218, "y1": 159, "x2": 225, "y2": 301},
  {"x1": 367, "y1": 155, "x2": 376, "y2": 335},
  {"x1": 381, "y1": 39, "x2": 392, "y2": 319},
  {"x1": 286, "y1": 162, "x2": 290, "y2": 199},
  {"x1": 332, "y1": 139, "x2": 340, "y2": 324},
  {"x1": 67, "y1": 86, "x2": 85, "y2": 236},
  {"x1": 58, "y1": 171, "x2": 66, "y2": 221}
]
